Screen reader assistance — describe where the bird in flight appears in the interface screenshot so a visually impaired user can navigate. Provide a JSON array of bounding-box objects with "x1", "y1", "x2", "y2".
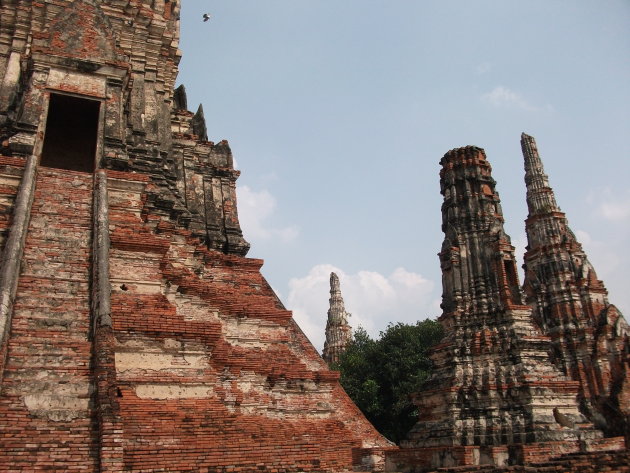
[{"x1": 203, "y1": 13, "x2": 211, "y2": 22}]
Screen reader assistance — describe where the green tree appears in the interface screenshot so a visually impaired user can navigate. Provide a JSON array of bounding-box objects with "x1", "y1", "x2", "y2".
[{"x1": 332, "y1": 320, "x2": 443, "y2": 443}]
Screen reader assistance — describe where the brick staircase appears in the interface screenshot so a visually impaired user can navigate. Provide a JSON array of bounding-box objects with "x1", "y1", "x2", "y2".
[{"x1": 0, "y1": 167, "x2": 97, "y2": 471}]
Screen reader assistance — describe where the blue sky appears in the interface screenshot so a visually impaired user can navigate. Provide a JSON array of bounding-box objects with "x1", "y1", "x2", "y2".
[{"x1": 177, "y1": 1, "x2": 630, "y2": 350}]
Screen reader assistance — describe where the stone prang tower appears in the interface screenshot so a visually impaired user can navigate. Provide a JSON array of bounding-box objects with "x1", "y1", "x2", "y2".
[
  {"x1": 391, "y1": 146, "x2": 623, "y2": 471},
  {"x1": 521, "y1": 133, "x2": 630, "y2": 437},
  {"x1": 323, "y1": 272, "x2": 352, "y2": 365},
  {"x1": 0, "y1": 1, "x2": 392, "y2": 472}
]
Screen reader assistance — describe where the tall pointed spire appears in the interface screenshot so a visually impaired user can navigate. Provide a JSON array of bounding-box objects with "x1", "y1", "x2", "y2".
[
  {"x1": 521, "y1": 133, "x2": 630, "y2": 437},
  {"x1": 521, "y1": 133, "x2": 560, "y2": 215},
  {"x1": 322, "y1": 272, "x2": 352, "y2": 365},
  {"x1": 399, "y1": 146, "x2": 605, "y2": 470}
]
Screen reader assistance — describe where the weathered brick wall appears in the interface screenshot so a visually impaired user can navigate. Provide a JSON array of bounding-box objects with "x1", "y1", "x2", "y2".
[
  {"x1": 0, "y1": 168, "x2": 97, "y2": 470},
  {"x1": 103, "y1": 171, "x2": 391, "y2": 472},
  {"x1": 0, "y1": 167, "x2": 392, "y2": 473},
  {"x1": 0, "y1": 1, "x2": 394, "y2": 471}
]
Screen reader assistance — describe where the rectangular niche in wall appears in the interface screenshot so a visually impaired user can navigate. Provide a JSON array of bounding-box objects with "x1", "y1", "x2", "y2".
[{"x1": 41, "y1": 93, "x2": 100, "y2": 173}]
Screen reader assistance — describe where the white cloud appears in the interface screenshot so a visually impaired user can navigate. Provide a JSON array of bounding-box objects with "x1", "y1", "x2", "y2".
[
  {"x1": 600, "y1": 201, "x2": 630, "y2": 221},
  {"x1": 588, "y1": 187, "x2": 630, "y2": 223},
  {"x1": 575, "y1": 188, "x2": 630, "y2": 278},
  {"x1": 481, "y1": 86, "x2": 542, "y2": 112},
  {"x1": 574, "y1": 187, "x2": 630, "y2": 318},
  {"x1": 286, "y1": 264, "x2": 439, "y2": 352},
  {"x1": 575, "y1": 229, "x2": 622, "y2": 282},
  {"x1": 236, "y1": 185, "x2": 299, "y2": 243}
]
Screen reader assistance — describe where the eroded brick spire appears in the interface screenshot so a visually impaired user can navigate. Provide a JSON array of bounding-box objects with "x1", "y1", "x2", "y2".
[
  {"x1": 399, "y1": 146, "x2": 606, "y2": 469},
  {"x1": 521, "y1": 133, "x2": 630, "y2": 436},
  {"x1": 322, "y1": 272, "x2": 352, "y2": 365}
]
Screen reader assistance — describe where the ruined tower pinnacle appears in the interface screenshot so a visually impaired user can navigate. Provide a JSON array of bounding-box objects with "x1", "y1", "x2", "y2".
[
  {"x1": 322, "y1": 272, "x2": 352, "y2": 365},
  {"x1": 521, "y1": 133, "x2": 561, "y2": 215},
  {"x1": 521, "y1": 133, "x2": 630, "y2": 436}
]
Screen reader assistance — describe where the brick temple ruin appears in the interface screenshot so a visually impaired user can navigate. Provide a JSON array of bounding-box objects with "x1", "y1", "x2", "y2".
[
  {"x1": 0, "y1": 1, "x2": 627, "y2": 472},
  {"x1": 0, "y1": 1, "x2": 393, "y2": 471},
  {"x1": 388, "y1": 145, "x2": 628, "y2": 472}
]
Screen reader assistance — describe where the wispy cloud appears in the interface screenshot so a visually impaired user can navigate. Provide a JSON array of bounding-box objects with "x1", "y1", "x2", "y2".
[
  {"x1": 474, "y1": 62, "x2": 492, "y2": 75},
  {"x1": 286, "y1": 264, "x2": 439, "y2": 351},
  {"x1": 481, "y1": 86, "x2": 546, "y2": 112},
  {"x1": 236, "y1": 185, "x2": 299, "y2": 243}
]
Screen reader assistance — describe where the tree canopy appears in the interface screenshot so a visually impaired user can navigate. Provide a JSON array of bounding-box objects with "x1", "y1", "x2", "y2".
[{"x1": 332, "y1": 320, "x2": 443, "y2": 443}]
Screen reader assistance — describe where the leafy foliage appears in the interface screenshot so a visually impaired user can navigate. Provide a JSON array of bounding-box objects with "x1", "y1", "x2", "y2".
[{"x1": 332, "y1": 320, "x2": 443, "y2": 443}]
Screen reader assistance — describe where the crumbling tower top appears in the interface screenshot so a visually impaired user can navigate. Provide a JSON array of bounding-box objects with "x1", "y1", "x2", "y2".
[
  {"x1": 322, "y1": 272, "x2": 352, "y2": 365},
  {"x1": 438, "y1": 145, "x2": 522, "y2": 321}
]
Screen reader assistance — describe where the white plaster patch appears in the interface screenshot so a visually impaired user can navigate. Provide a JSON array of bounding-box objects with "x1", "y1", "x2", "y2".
[
  {"x1": 107, "y1": 178, "x2": 146, "y2": 193},
  {"x1": 111, "y1": 278, "x2": 162, "y2": 294},
  {"x1": 47, "y1": 68, "x2": 106, "y2": 98},
  {"x1": 235, "y1": 373, "x2": 333, "y2": 419},
  {"x1": 23, "y1": 392, "x2": 90, "y2": 422},
  {"x1": 134, "y1": 384, "x2": 213, "y2": 400},
  {"x1": 0, "y1": 173, "x2": 20, "y2": 188},
  {"x1": 115, "y1": 351, "x2": 209, "y2": 372},
  {"x1": 107, "y1": 179, "x2": 146, "y2": 220},
  {"x1": 170, "y1": 290, "x2": 220, "y2": 322},
  {"x1": 110, "y1": 250, "x2": 162, "y2": 287},
  {"x1": 0, "y1": 51, "x2": 21, "y2": 94},
  {"x1": 224, "y1": 317, "x2": 283, "y2": 349}
]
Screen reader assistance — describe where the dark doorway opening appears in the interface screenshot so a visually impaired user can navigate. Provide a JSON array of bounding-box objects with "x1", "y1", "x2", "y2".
[{"x1": 41, "y1": 93, "x2": 100, "y2": 173}]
